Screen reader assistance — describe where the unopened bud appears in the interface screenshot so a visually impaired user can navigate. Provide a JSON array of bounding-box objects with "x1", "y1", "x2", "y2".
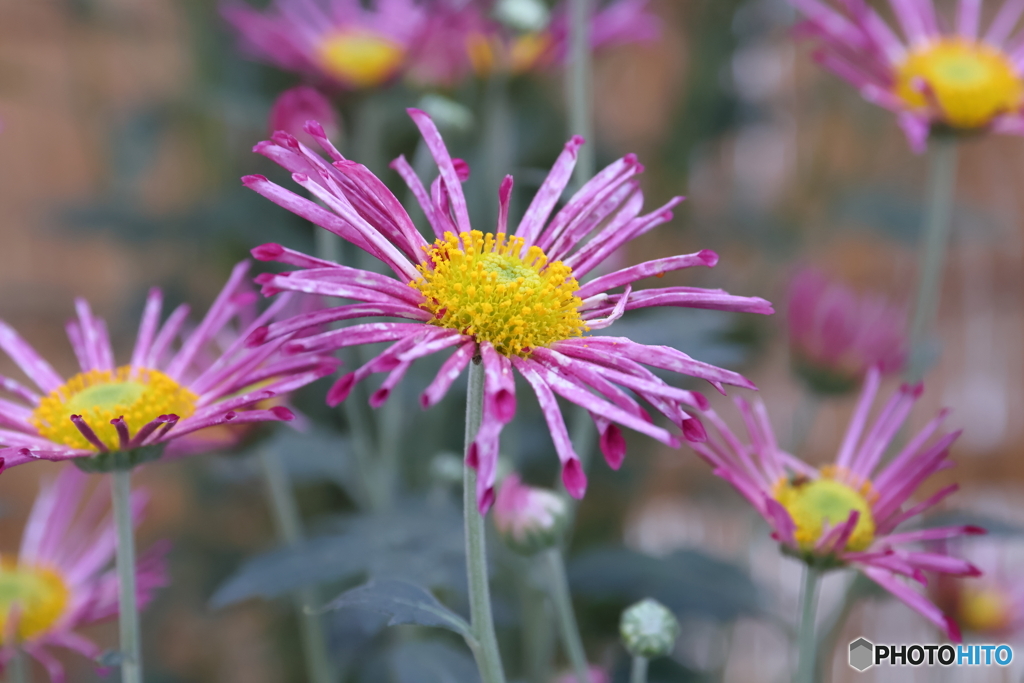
[
  {"x1": 416, "y1": 94, "x2": 474, "y2": 133},
  {"x1": 493, "y1": 474, "x2": 567, "y2": 555},
  {"x1": 494, "y1": 0, "x2": 550, "y2": 32},
  {"x1": 620, "y1": 599, "x2": 679, "y2": 658},
  {"x1": 268, "y1": 86, "x2": 341, "y2": 148}
]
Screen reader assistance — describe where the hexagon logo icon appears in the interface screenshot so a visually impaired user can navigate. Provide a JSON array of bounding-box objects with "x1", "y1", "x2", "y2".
[{"x1": 849, "y1": 638, "x2": 874, "y2": 671}]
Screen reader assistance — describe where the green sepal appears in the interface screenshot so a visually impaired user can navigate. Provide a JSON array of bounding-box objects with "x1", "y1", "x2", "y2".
[{"x1": 72, "y1": 443, "x2": 167, "y2": 473}]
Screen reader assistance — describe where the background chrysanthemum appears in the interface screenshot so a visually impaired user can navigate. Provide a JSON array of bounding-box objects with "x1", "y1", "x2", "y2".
[
  {"x1": 0, "y1": 261, "x2": 338, "y2": 469},
  {"x1": 222, "y1": 0, "x2": 427, "y2": 90},
  {"x1": 691, "y1": 366, "x2": 982, "y2": 640},
  {"x1": 243, "y1": 109, "x2": 773, "y2": 511},
  {"x1": 0, "y1": 466, "x2": 168, "y2": 682},
  {"x1": 789, "y1": 0, "x2": 1024, "y2": 150}
]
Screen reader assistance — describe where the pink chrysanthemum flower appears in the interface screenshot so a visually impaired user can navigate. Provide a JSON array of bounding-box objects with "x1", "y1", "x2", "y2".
[
  {"x1": 789, "y1": 0, "x2": 1024, "y2": 151},
  {"x1": 0, "y1": 261, "x2": 338, "y2": 470},
  {"x1": 466, "y1": 0, "x2": 660, "y2": 77},
  {"x1": 493, "y1": 474, "x2": 567, "y2": 554},
  {"x1": 242, "y1": 108, "x2": 773, "y2": 511},
  {"x1": 0, "y1": 467, "x2": 168, "y2": 682},
  {"x1": 935, "y1": 537, "x2": 1024, "y2": 637},
  {"x1": 787, "y1": 267, "x2": 907, "y2": 394},
  {"x1": 222, "y1": 0, "x2": 426, "y2": 90},
  {"x1": 691, "y1": 367, "x2": 983, "y2": 641}
]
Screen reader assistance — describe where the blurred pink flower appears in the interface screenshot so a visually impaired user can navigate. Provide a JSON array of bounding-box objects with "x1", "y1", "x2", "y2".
[
  {"x1": 935, "y1": 538, "x2": 1024, "y2": 637},
  {"x1": 242, "y1": 109, "x2": 772, "y2": 512},
  {"x1": 493, "y1": 474, "x2": 567, "y2": 553},
  {"x1": 0, "y1": 261, "x2": 338, "y2": 470},
  {"x1": 691, "y1": 366, "x2": 983, "y2": 642},
  {"x1": 788, "y1": 0, "x2": 1024, "y2": 152},
  {"x1": 466, "y1": 0, "x2": 661, "y2": 77},
  {"x1": 787, "y1": 268, "x2": 907, "y2": 394},
  {"x1": 222, "y1": 0, "x2": 427, "y2": 90},
  {"x1": 268, "y1": 86, "x2": 341, "y2": 149},
  {"x1": 553, "y1": 665, "x2": 610, "y2": 683},
  {"x1": 0, "y1": 467, "x2": 168, "y2": 682}
]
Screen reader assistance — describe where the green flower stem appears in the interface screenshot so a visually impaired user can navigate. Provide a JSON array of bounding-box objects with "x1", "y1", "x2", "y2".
[
  {"x1": 6, "y1": 650, "x2": 30, "y2": 683},
  {"x1": 517, "y1": 568, "x2": 554, "y2": 683},
  {"x1": 544, "y1": 548, "x2": 591, "y2": 683},
  {"x1": 794, "y1": 565, "x2": 822, "y2": 683},
  {"x1": 111, "y1": 469, "x2": 141, "y2": 683},
  {"x1": 567, "y1": 0, "x2": 595, "y2": 188},
  {"x1": 906, "y1": 137, "x2": 959, "y2": 383},
  {"x1": 463, "y1": 361, "x2": 507, "y2": 683},
  {"x1": 629, "y1": 656, "x2": 648, "y2": 683},
  {"x1": 259, "y1": 447, "x2": 334, "y2": 683}
]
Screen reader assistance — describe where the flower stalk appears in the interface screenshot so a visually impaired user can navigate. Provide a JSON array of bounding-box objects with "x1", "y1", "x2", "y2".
[
  {"x1": 906, "y1": 137, "x2": 959, "y2": 383},
  {"x1": 111, "y1": 469, "x2": 142, "y2": 683},
  {"x1": 6, "y1": 650, "x2": 30, "y2": 683},
  {"x1": 629, "y1": 656, "x2": 648, "y2": 683},
  {"x1": 795, "y1": 565, "x2": 822, "y2": 683},
  {"x1": 544, "y1": 548, "x2": 591, "y2": 683},
  {"x1": 259, "y1": 447, "x2": 334, "y2": 683},
  {"x1": 567, "y1": 0, "x2": 594, "y2": 187},
  {"x1": 464, "y1": 361, "x2": 507, "y2": 683}
]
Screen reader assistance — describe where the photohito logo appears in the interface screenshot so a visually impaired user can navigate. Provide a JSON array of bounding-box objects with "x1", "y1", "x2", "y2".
[{"x1": 849, "y1": 638, "x2": 1013, "y2": 671}]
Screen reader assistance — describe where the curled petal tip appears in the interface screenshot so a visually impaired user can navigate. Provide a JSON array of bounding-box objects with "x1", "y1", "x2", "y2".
[
  {"x1": 477, "y1": 487, "x2": 495, "y2": 515},
  {"x1": 698, "y1": 249, "x2": 719, "y2": 267},
  {"x1": 326, "y1": 374, "x2": 356, "y2": 407},
  {"x1": 465, "y1": 443, "x2": 480, "y2": 469},
  {"x1": 271, "y1": 406, "x2": 295, "y2": 421},
  {"x1": 682, "y1": 416, "x2": 707, "y2": 443},
  {"x1": 452, "y1": 158, "x2": 471, "y2": 182},
  {"x1": 964, "y1": 525, "x2": 987, "y2": 535},
  {"x1": 964, "y1": 564, "x2": 983, "y2": 577},
  {"x1": 599, "y1": 424, "x2": 626, "y2": 470},
  {"x1": 624, "y1": 152, "x2": 638, "y2": 164},
  {"x1": 569, "y1": 135, "x2": 585, "y2": 148},
  {"x1": 241, "y1": 174, "x2": 269, "y2": 186},
  {"x1": 369, "y1": 388, "x2": 390, "y2": 409},
  {"x1": 292, "y1": 172, "x2": 309, "y2": 183},
  {"x1": 224, "y1": 411, "x2": 238, "y2": 421},
  {"x1": 562, "y1": 459, "x2": 587, "y2": 499},
  {"x1": 303, "y1": 119, "x2": 325, "y2": 137},
  {"x1": 251, "y1": 243, "x2": 284, "y2": 261},
  {"x1": 245, "y1": 326, "x2": 269, "y2": 348},
  {"x1": 691, "y1": 391, "x2": 710, "y2": 411}
]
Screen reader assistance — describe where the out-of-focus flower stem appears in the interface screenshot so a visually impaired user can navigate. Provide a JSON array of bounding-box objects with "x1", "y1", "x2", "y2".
[
  {"x1": 790, "y1": 391, "x2": 819, "y2": 457},
  {"x1": 629, "y1": 656, "x2": 649, "y2": 683},
  {"x1": 259, "y1": 447, "x2": 334, "y2": 683},
  {"x1": 111, "y1": 469, "x2": 142, "y2": 683},
  {"x1": 795, "y1": 565, "x2": 822, "y2": 683},
  {"x1": 6, "y1": 649, "x2": 29, "y2": 683},
  {"x1": 567, "y1": 0, "x2": 595, "y2": 187},
  {"x1": 906, "y1": 137, "x2": 959, "y2": 383},
  {"x1": 517, "y1": 565, "x2": 554, "y2": 683},
  {"x1": 544, "y1": 548, "x2": 591, "y2": 683},
  {"x1": 464, "y1": 361, "x2": 507, "y2": 683}
]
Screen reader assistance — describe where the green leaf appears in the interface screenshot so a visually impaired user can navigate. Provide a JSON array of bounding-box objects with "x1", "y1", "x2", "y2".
[{"x1": 326, "y1": 579, "x2": 473, "y2": 642}]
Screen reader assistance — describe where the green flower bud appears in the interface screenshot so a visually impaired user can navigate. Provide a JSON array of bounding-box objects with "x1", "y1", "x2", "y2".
[{"x1": 620, "y1": 598, "x2": 680, "y2": 658}]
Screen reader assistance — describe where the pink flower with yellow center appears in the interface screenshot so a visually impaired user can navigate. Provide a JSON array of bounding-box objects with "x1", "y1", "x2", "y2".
[
  {"x1": 242, "y1": 109, "x2": 773, "y2": 512},
  {"x1": 0, "y1": 261, "x2": 338, "y2": 471},
  {"x1": 465, "y1": 0, "x2": 661, "y2": 77},
  {"x1": 691, "y1": 367, "x2": 983, "y2": 641},
  {"x1": 222, "y1": 0, "x2": 425, "y2": 90},
  {"x1": 789, "y1": 0, "x2": 1024, "y2": 151},
  {"x1": 787, "y1": 267, "x2": 908, "y2": 394},
  {"x1": 0, "y1": 467, "x2": 168, "y2": 682}
]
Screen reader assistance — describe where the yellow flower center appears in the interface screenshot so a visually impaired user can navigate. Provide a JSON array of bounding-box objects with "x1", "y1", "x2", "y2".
[
  {"x1": 30, "y1": 366, "x2": 198, "y2": 451},
  {"x1": 411, "y1": 231, "x2": 588, "y2": 356},
  {"x1": 773, "y1": 473, "x2": 876, "y2": 553},
  {"x1": 895, "y1": 39, "x2": 1024, "y2": 129},
  {"x1": 959, "y1": 586, "x2": 1012, "y2": 633},
  {"x1": 0, "y1": 560, "x2": 69, "y2": 643},
  {"x1": 315, "y1": 30, "x2": 405, "y2": 88}
]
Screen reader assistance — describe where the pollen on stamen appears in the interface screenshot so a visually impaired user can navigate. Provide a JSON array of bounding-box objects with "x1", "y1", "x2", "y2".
[{"x1": 411, "y1": 230, "x2": 589, "y2": 356}]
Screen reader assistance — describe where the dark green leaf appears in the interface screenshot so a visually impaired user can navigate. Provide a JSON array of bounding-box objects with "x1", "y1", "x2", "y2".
[
  {"x1": 391, "y1": 640, "x2": 480, "y2": 683},
  {"x1": 327, "y1": 580, "x2": 472, "y2": 641}
]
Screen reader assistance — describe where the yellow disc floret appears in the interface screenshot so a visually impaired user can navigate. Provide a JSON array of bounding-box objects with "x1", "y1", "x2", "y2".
[
  {"x1": 896, "y1": 38, "x2": 1024, "y2": 129},
  {"x1": 773, "y1": 472, "x2": 876, "y2": 553},
  {"x1": 411, "y1": 230, "x2": 588, "y2": 357},
  {"x1": 315, "y1": 30, "x2": 405, "y2": 88},
  {"x1": 0, "y1": 560, "x2": 69, "y2": 643},
  {"x1": 31, "y1": 366, "x2": 198, "y2": 451}
]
